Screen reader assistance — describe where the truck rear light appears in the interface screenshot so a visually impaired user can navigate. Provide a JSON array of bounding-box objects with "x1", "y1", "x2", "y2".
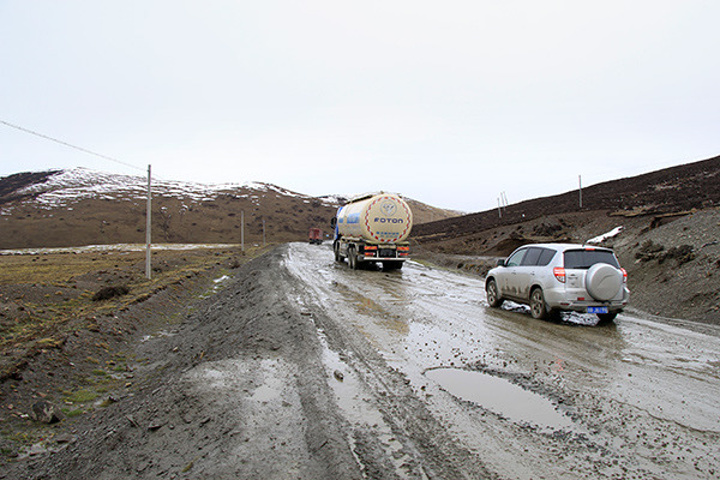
[
  {"x1": 362, "y1": 245, "x2": 377, "y2": 257},
  {"x1": 397, "y1": 246, "x2": 409, "y2": 252},
  {"x1": 553, "y1": 267, "x2": 566, "y2": 283}
]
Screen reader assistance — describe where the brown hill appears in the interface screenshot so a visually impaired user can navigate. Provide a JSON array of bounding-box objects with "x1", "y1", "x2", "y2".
[
  {"x1": 0, "y1": 169, "x2": 457, "y2": 249},
  {"x1": 414, "y1": 155, "x2": 720, "y2": 252}
]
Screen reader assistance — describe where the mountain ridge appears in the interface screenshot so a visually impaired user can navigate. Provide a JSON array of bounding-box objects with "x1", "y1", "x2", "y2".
[
  {"x1": 0, "y1": 168, "x2": 458, "y2": 249},
  {"x1": 414, "y1": 154, "x2": 720, "y2": 248}
]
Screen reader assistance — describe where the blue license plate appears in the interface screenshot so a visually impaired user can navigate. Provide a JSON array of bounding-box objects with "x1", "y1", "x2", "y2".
[{"x1": 588, "y1": 306, "x2": 609, "y2": 314}]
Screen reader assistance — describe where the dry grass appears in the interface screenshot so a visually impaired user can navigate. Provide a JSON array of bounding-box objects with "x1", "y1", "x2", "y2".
[{"x1": 0, "y1": 245, "x2": 257, "y2": 379}]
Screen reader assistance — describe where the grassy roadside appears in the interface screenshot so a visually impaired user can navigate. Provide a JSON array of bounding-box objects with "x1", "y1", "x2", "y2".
[{"x1": 0, "y1": 244, "x2": 270, "y2": 461}]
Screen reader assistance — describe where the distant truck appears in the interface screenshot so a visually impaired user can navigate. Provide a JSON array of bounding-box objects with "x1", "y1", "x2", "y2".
[
  {"x1": 308, "y1": 228, "x2": 323, "y2": 245},
  {"x1": 331, "y1": 193, "x2": 413, "y2": 270}
]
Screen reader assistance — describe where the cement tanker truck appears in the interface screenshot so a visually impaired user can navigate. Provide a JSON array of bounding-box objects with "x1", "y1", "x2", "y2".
[{"x1": 331, "y1": 193, "x2": 413, "y2": 270}]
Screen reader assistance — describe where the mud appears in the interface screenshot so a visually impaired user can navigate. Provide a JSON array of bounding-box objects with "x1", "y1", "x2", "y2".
[{"x1": 5, "y1": 243, "x2": 720, "y2": 479}]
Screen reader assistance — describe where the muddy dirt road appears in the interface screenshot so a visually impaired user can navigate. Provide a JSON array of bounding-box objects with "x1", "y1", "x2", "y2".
[
  {"x1": 286, "y1": 243, "x2": 720, "y2": 479},
  {"x1": 10, "y1": 243, "x2": 720, "y2": 479}
]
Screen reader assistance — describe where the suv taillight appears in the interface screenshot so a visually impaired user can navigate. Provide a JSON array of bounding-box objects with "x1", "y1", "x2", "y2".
[
  {"x1": 553, "y1": 267, "x2": 566, "y2": 283},
  {"x1": 621, "y1": 268, "x2": 627, "y2": 283}
]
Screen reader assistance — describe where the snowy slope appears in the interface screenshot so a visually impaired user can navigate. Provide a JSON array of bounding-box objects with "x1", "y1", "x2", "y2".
[{"x1": 5, "y1": 168, "x2": 340, "y2": 212}]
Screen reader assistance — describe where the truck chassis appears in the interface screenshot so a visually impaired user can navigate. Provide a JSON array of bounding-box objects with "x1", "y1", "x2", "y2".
[{"x1": 334, "y1": 236, "x2": 409, "y2": 271}]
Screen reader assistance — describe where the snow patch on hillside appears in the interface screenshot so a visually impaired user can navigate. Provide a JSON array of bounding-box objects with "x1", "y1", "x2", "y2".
[
  {"x1": 7, "y1": 168, "x2": 340, "y2": 210},
  {"x1": 587, "y1": 226, "x2": 624, "y2": 244}
]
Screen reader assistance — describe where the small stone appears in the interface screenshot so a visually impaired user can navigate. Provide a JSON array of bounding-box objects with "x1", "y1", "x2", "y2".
[
  {"x1": 126, "y1": 415, "x2": 140, "y2": 428},
  {"x1": 55, "y1": 433, "x2": 77, "y2": 444},
  {"x1": 29, "y1": 400, "x2": 63, "y2": 424}
]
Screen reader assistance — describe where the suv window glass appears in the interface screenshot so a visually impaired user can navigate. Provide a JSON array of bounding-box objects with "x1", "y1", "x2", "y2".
[
  {"x1": 564, "y1": 249, "x2": 620, "y2": 269},
  {"x1": 537, "y1": 248, "x2": 556, "y2": 266},
  {"x1": 506, "y1": 249, "x2": 526, "y2": 267},
  {"x1": 521, "y1": 247, "x2": 543, "y2": 266}
]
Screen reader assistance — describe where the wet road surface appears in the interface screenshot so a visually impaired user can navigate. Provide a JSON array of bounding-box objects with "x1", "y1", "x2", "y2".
[{"x1": 285, "y1": 242, "x2": 720, "y2": 479}]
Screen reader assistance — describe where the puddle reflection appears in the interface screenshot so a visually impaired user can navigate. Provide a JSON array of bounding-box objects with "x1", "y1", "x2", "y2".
[{"x1": 425, "y1": 368, "x2": 575, "y2": 432}]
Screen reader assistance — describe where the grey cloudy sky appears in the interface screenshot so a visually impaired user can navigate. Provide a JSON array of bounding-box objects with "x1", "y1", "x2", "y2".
[{"x1": 1, "y1": 1, "x2": 718, "y2": 212}]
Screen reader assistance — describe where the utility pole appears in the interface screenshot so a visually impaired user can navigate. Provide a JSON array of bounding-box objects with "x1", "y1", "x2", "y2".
[
  {"x1": 262, "y1": 219, "x2": 266, "y2": 247},
  {"x1": 145, "y1": 165, "x2": 152, "y2": 279},
  {"x1": 579, "y1": 175, "x2": 583, "y2": 209},
  {"x1": 498, "y1": 191, "x2": 508, "y2": 218},
  {"x1": 241, "y1": 210, "x2": 245, "y2": 252}
]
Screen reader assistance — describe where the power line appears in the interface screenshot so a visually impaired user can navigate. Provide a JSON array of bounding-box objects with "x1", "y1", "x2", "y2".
[{"x1": 0, "y1": 119, "x2": 143, "y2": 172}]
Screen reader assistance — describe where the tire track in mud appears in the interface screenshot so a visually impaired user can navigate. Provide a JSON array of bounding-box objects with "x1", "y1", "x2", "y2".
[{"x1": 283, "y1": 246, "x2": 498, "y2": 479}]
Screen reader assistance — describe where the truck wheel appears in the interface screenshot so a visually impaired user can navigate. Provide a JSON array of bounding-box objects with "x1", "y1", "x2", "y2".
[
  {"x1": 334, "y1": 242, "x2": 342, "y2": 263},
  {"x1": 348, "y1": 247, "x2": 358, "y2": 270},
  {"x1": 382, "y1": 261, "x2": 402, "y2": 271}
]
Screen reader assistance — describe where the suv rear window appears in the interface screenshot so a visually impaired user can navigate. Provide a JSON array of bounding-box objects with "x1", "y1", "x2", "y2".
[{"x1": 564, "y1": 249, "x2": 620, "y2": 269}]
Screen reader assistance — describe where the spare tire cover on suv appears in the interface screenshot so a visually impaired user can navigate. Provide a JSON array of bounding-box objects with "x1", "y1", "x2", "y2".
[{"x1": 585, "y1": 263, "x2": 622, "y2": 301}]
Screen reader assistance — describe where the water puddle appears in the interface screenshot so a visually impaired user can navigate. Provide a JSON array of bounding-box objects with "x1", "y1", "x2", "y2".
[{"x1": 425, "y1": 368, "x2": 574, "y2": 432}]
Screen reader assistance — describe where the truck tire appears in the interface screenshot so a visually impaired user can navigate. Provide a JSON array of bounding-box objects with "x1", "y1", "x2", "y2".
[
  {"x1": 348, "y1": 246, "x2": 358, "y2": 270},
  {"x1": 334, "y1": 242, "x2": 343, "y2": 263},
  {"x1": 586, "y1": 263, "x2": 622, "y2": 301},
  {"x1": 382, "y1": 261, "x2": 402, "y2": 271}
]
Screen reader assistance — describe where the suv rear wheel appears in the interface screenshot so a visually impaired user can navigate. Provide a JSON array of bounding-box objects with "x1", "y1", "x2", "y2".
[
  {"x1": 486, "y1": 279, "x2": 503, "y2": 308},
  {"x1": 530, "y1": 288, "x2": 549, "y2": 320},
  {"x1": 596, "y1": 312, "x2": 618, "y2": 324}
]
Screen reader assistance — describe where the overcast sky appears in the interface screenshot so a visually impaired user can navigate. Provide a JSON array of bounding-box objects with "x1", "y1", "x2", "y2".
[{"x1": 1, "y1": 1, "x2": 718, "y2": 212}]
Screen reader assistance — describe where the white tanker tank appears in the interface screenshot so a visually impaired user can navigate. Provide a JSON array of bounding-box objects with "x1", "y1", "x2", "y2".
[{"x1": 332, "y1": 193, "x2": 413, "y2": 270}]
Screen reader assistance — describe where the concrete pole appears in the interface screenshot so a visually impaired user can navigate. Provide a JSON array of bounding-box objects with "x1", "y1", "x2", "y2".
[
  {"x1": 579, "y1": 175, "x2": 583, "y2": 209},
  {"x1": 241, "y1": 210, "x2": 245, "y2": 252},
  {"x1": 145, "y1": 164, "x2": 152, "y2": 279}
]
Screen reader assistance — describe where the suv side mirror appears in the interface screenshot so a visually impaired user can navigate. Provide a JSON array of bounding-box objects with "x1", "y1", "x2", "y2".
[{"x1": 496, "y1": 259, "x2": 506, "y2": 267}]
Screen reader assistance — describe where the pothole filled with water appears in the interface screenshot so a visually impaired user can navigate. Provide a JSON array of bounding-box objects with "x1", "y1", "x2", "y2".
[{"x1": 425, "y1": 368, "x2": 575, "y2": 432}]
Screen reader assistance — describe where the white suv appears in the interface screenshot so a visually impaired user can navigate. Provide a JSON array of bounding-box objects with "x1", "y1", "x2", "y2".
[{"x1": 485, "y1": 243, "x2": 629, "y2": 323}]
